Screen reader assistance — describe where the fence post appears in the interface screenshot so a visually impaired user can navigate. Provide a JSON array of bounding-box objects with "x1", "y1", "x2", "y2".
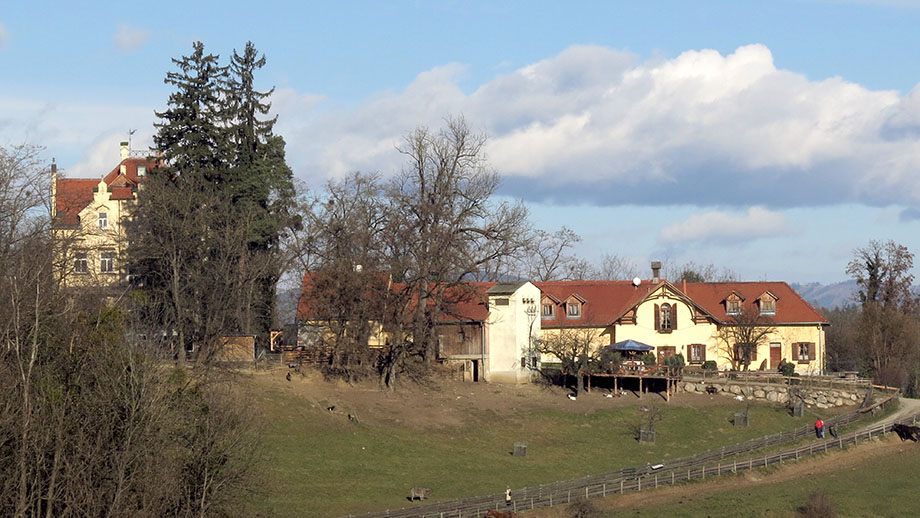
[
  {"x1": 603, "y1": 484, "x2": 606, "y2": 497},
  {"x1": 655, "y1": 474, "x2": 658, "y2": 488}
]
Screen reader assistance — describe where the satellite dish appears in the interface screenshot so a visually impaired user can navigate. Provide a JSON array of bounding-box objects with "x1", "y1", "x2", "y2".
[{"x1": 632, "y1": 277, "x2": 641, "y2": 287}]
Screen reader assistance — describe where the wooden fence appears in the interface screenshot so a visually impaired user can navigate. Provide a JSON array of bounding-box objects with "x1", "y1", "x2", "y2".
[{"x1": 343, "y1": 395, "x2": 904, "y2": 518}]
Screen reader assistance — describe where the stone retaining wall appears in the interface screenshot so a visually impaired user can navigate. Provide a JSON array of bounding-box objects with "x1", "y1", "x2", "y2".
[{"x1": 682, "y1": 380, "x2": 864, "y2": 409}]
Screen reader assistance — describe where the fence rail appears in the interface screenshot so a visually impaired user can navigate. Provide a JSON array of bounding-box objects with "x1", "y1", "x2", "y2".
[{"x1": 343, "y1": 395, "x2": 903, "y2": 518}]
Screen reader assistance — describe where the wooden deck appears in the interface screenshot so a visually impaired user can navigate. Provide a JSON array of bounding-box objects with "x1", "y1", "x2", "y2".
[{"x1": 588, "y1": 365, "x2": 683, "y2": 401}]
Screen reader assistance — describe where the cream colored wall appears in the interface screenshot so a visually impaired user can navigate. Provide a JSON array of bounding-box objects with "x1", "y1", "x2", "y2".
[
  {"x1": 538, "y1": 286, "x2": 826, "y2": 374},
  {"x1": 616, "y1": 292, "x2": 718, "y2": 361},
  {"x1": 486, "y1": 282, "x2": 541, "y2": 383},
  {"x1": 56, "y1": 178, "x2": 132, "y2": 288}
]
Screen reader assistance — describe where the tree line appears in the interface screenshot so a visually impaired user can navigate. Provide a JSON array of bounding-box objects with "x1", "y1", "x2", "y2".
[{"x1": 825, "y1": 239, "x2": 920, "y2": 395}]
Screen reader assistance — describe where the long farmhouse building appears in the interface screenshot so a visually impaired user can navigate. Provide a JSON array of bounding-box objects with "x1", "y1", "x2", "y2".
[{"x1": 298, "y1": 263, "x2": 828, "y2": 383}]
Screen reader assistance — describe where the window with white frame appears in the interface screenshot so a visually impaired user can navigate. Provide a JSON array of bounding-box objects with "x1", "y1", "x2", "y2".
[
  {"x1": 759, "y1": 296, "x2": 776, "y2": 315},
  {"x1": 542, "y1": 303, "x2": 555, "y2": 318},
  {"x1": 566, "y1": 302, "x2": 581, "y2": 317},
  {"x1": 100, "y1": 251, "x2": 115, "y2": 274},
  {"x1": 726, "y1": 298, "x2": 741, "y2": 315},
  {"x1": 98, "y1": 212, "x2": 108, "y2": 230},
  {"x1": 74, "y1": 252, "x2": 88, "y2": 274},
  {"x1": 689, "y1": 343, "x2": 706, "y2": 363},
  {"x1": 796, "y1": 342, "x2": 813, "y2": 363}
]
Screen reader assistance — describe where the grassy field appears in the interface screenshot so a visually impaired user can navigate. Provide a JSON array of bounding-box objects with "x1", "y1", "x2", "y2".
[
  {"x1": 523, "y1": 434, "x2": 920, "y2": 518},
  {"x1": 243, "y1": 370, "x2": 858, "y2": 518}
]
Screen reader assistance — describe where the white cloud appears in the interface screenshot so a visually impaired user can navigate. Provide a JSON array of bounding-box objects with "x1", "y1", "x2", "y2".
[
  {"x1": 114, "y1": 24, "x2": 150, "y2": 51},
  {"x1": 0, "y1": 22, "x2": 8, "y2": 48},
  {"x1": 658, "y1": 207, "x2": 791, "y2": 244},
  {"x1": 272, "y1": 43, "x2": 920, "y2": 209},
  {"x1": 0, "y1": 95, "x2": 154, "y2": 173}
]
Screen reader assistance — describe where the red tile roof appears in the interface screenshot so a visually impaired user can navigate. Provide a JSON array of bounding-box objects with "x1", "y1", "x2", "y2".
[
  {"x1": 54, "y1": 178, "x2": 99, "y2": 225},
  {"x1": 679, "y1": 281, "x2": 828, "y2": 324},
  {"x1": 297, "y1": 275, "x2": 828, "y2": 328},
  {"x1": 537, "y1": 280, "x2": 827, "y2": 328},
  {"x1": 536, "y1": 281, "x2": 650, "y2": 327},
  {"x1": 54, "y1": 157, "x2": 157, "y2": 226}
]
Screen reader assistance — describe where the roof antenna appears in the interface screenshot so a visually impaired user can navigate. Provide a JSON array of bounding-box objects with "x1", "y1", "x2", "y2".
[{"x1": 128, "y1": 129, "x2": 136, "y2": 153}]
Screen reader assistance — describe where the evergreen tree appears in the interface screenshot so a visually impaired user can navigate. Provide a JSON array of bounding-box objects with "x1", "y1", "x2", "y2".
[
  {"x1": 153, "y1": 41, "x2": 230, "y2": 185},
  {"x1": 223, "y1": 41, "x2": 297, "y2": 339},
  {"x1": 131, "y1": 41, "x2": 295, "y2": 357}
]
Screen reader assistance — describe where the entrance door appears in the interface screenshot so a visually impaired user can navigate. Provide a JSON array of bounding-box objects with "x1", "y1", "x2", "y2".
[
  {"x1": 770, "y1": 343, "x2": 782, "y2": 369},
  {"x1": 472, "y1": 359, "x2": 480, "y2": 382}
]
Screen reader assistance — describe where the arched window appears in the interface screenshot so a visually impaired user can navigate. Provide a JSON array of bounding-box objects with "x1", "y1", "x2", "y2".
[{"x1": 660, "y1": 303, "x2": 672, "y2": 331}]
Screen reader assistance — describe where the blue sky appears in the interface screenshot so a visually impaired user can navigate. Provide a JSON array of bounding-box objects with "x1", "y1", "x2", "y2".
[{"x1": 3, "y1": 1, "x2": 920, "y2": 284}]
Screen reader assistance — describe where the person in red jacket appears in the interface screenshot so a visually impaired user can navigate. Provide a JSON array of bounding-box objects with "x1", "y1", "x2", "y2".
[{"x1": 815, "y1": 418, "x2": 825, "y2": 438}]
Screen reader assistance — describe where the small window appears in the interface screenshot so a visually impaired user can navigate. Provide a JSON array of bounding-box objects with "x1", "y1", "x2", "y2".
[
  {"x1": 689, "y1": 344, "x2": 706, "y2": 364},
  {"x1": 760, "y1": 297, "x2": 776, "y2": 315},
  {"x1": 566, "y1": 302, "x2": 581, "y2": 318},
  {"x1": 542, "y1": 303, "x2": 555, "y2": 318},
  {"x1": 100, "y1": 251, "x2": 116, "y2": 274},
  {"x1": 74, "y1": 252, "x2": 88, "y2": 274},
  {"x1": 494, "y1": 298, "x2": 509, "y2": 306},
  {"x1": 98, "y1": 212, "x2": 108, "y2": 230},
  {"x1": 726, "y1": 299, "x2": 741, "y2": 315},
  {"x1": 137, "y1": 165, "x2": 146, "y2": 177},
  {"x1": 796, "y1": 342, "x2": 813, "y2": 363}
]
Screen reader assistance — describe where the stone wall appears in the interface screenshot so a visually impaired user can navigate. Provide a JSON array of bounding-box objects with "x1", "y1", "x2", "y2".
[{"x1": 682, "y1": 380, "x2": 864, "y2": 409}]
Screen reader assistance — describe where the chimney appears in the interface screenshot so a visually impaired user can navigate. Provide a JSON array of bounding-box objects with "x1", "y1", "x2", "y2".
[
  {"x1": 51, "y1": 159, "x2": 57, "y2": 219},
  {"x1": 651, "y1": 261, "x2": 661, "y2": 284},
  {"x1": 120, "y1": 141, "x2": 130, "y2": 160},
  {"x1": 682, "y1": 278, "x2": 687, "y2": 293}
]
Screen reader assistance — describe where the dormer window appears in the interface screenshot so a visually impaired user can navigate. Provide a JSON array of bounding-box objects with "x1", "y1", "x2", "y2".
[
  {"x1": 566, "y1": 302, "x2": 581, "y2": 318},
  {"x1": 98, "y1": 212, "x2": 108, "y2": 230},
  {"x1": 564, "y1": 294, "x2": 585, "y2": 318},
  {"x1": 137, "y1": 165, "x2": 146, "y2": 177},
  {"x1": 725, "y1": 293, "x2": 743, "y2": 316},
  {"x1": 759, "y1": 293, "x2": 777, "y2": 316},
  {"x1": 542, "y1": 303, "x2": 555, "y2": 319}
]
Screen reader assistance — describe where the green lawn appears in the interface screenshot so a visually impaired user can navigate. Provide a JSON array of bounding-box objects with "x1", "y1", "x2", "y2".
[
  {"x1": 595, "y1": 435, "x2": 920, "y2": 518},
  {"x1": 248, "y1": 379, "x2": 836, "y2": 518}
]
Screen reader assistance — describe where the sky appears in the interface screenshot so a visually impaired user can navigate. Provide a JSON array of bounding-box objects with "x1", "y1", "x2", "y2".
[{"x1": 3, "y1": 0, "x2": 920, "y2": 285}]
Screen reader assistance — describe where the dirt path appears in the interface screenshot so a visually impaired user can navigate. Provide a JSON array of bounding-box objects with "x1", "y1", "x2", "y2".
[{"x1": 874, "y1": 396, "x2": 920, "y2": 426}]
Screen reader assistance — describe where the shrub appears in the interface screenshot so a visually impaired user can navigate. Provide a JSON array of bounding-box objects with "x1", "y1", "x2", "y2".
[
  {"x1": 663, "y1": 353, "x2": 685, "y2": 368},
  {"x1": 702, "y1": 360, "x2": 718, "y2": 371},
  {"x1": 567, "y1": 497, "x2": 602, "y2": 518},
  {"x1": 778, "y1": 360, "x2": 796, "y2": 377},
  {"x1": 800, "y1": 490, "x2": 836, "y2": 518},
  {"x1": 639, "y1": 353, "x2": 657, "y2": 365}
]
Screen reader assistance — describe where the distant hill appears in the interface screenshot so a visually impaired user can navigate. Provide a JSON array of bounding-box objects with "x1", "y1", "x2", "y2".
[{"x1": 790, "y1": 280, "x2": 858, "y2": 310}]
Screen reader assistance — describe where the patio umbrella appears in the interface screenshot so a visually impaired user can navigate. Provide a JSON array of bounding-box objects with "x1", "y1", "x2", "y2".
[{"x1": 608, "y1": 339, "x2": 654, "y2": 352}]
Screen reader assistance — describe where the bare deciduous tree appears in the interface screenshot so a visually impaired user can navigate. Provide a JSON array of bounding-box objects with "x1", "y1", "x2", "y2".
[
  {"x1": 716, "y1": 306, "x2": 776, "y2": 371},
  {"x1": 522, "y1": 227, "x2": 583, "y2": 281},
  {"x1": 591, "y1": 253, "x2": 640, "y2": 281},
  {"x1": 384, "y1": 116, "x2": 530, "y2": 379},
  {"x1": 539, "y1": 327, "x2": 602, "y2": 396}
]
